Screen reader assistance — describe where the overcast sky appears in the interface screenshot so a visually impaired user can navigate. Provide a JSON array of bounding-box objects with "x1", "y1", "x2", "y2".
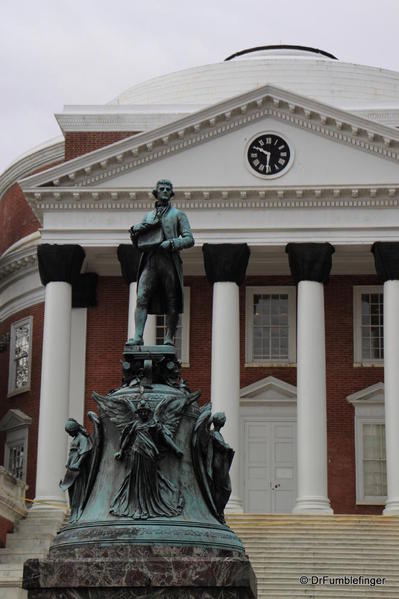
[{"x1": 2, "y1": 0, "x2": 399, "y2": 173}]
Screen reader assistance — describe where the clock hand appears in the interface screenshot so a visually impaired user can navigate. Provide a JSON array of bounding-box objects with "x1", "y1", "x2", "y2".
[{"x1": 253, "y1": 146, "x2": 269, "y2": 156}]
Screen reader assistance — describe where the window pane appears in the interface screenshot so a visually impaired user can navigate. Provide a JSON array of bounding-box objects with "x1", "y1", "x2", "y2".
[
  {"x1": 360, "y1": 294, "x2": 383, "y2": 360},
  {"x1": 363, "y1": 423, "x2": 386, "y2": 497},
  {"x1": 8, "y1": 443, "x2": 25, "y2": 480},
  {"x1": 11, "y1": 320, "x2": 32, "y2": 392},
  {"x1": 251, "y1": 293, "x2": 290, "y2": 361}
]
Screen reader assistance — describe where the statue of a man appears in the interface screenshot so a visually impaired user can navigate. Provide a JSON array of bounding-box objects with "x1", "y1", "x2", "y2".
[{"x1": 129, "y1": 179, "x2": 194, "y2": 345}]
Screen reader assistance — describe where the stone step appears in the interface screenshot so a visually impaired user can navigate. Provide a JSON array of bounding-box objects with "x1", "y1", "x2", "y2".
[
  {"x1": 5, "y1": 536, "x2": 52, "y2": 551},
  {"x1": 15, "y1": 522, "x2": 62, "y2": 535},
  {"x1": 0, "y1": 550, "x2": 46, "y2": 564},
  {"x1": 0, "y1": 589, "x2": 27, "y2": 598}
]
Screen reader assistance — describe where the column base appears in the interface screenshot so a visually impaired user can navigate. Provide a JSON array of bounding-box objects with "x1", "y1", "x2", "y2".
[
  {"x1": 225, "y1": 495, "x2": 244, "y2": 513},
  {"x1": 383, "y1": 499, "x2": 399, "y2": 515},
  {"x1": 292, "y1": 496, "x2": 333, "y2": 514},
  {"x1": 31, "y1": 498, "x2": 68, "y2": 511}
]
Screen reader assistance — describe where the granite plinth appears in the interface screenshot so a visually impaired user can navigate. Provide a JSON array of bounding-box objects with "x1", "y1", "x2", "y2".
[{"x1": 23, "y1": 554, "x2": 257, "y2": 598}]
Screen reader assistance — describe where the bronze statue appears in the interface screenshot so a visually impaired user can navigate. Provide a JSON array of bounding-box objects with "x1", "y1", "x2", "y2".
[
  {"x1": 94, "y1": 389, "x2": 200, "y2": 519},
  {"x1": 60, "y1": 413, "x2": 102, "y2": 522},
  {"x1": 192, "y1": 405, "x2": 234, "y2": 523},
  {"x1": 129, "y1": 179, "x2": 194, "y2": 346}
]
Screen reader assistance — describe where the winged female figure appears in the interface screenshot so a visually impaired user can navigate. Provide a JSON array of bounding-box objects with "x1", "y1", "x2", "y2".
[{"x1": 93, "y1": 389, "x2": 200, "y2": 519}]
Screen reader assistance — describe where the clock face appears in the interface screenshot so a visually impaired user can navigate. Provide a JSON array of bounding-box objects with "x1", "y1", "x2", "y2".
[{"x1": 247, "y1": 134, "x2": 291, "y2": 177}]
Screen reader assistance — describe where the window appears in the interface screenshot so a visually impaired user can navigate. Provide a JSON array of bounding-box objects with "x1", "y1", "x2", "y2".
[
  {"x1": 353, "y1": 286, "x2": 383, "y2": 364},
  {"x1": 362, "y1": 423, "x2": 386, "y2": 499},
  {"x1": 0, "y1": 409, "x2": 32, "y2": 483},
  {"x1": 347, "y1": 383, "x2": 386, "y2": 504},
  {"x1": 155, "y1": 287, "x2": 190, "y2": 365},
  {"x1": 245, "y1": 287, "x2": 296, "y2": 364},
  {"x1": 8, "y1": 316, "x2": 33, "y2": 396}
]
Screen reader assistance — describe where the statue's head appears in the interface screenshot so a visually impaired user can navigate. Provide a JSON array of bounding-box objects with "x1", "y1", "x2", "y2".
[
  {"x1": 136, "y1": 398, "x2": 152, "y2": 422},
  {"x1": 152, "y1": 179, "x2": 174, "y2": 205},
  {"x1": 65, "y1": 418, "x2": 81, "y2": 436},
  {"x1": 212, "y1": 412, "x2": 226, "y2": 430}
]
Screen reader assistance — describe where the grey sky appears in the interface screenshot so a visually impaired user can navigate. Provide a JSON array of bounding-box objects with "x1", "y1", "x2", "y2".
[{"x1": 1, "y1": 0, "x2": 399, "y2": 173}]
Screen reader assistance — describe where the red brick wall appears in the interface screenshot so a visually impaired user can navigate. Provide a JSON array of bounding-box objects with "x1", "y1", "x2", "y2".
[
  {"x1": 0, "y1": 184, "x2": 40, "y2": 256},
  {"x1": 0, "y1": 303, "x2": 44, "y2": 500},
  {"x1": 0, "y1": 516, "x2": 13, "y2": 548},
  {"x1": 65, "y1": 132, "x2": 138, "y2": 161}
]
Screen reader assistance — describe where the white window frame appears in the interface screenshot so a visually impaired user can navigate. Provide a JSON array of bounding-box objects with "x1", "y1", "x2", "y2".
[
  {"x1": 347, "y1": 384, "x2": 386, "y2": 505},
  {"x1": 156, "y1": 287, "x2": 190, "y2": 366},
  {"x1": 245, "y1": 286, "x2": 296, "y2": 366},
  {"x1": 8, "y1": 316, "x2": 33, "y2": 397},
  {"x1": 0, "y1": 409, "x2": 32, "y2": 483},
  {"x1": 353, "y1": 286, "x2": 383, "y2": 366}
]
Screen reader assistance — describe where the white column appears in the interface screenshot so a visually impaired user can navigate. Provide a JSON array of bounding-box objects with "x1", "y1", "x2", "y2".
[
  {"x1": 127, "y1": 282, "x2": 156, "y2": 344},
  {"x1": 34, "y1": 282, "x2": 72, "y2": 509},
  {"x1": 293, "y1": 281, "x2": 333, "y2": 514},
  {"x1": 211, "y1": 281, "x2": 243, "y2": 512},
  {"x1": 383, "y1": 280, "x2": 399, "y2": 514},
  {"x1": 68, "y1": 308, "x2": 87, "y2": 424}
]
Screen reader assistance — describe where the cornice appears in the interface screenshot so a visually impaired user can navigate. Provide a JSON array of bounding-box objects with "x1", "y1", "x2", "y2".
[
  {"x1": 55, "y1": 111, "x2": 190, "y2": 133},
  {"x1": 23, "y1": 185, "x2": 399, "y2": 222},
  {"x1": 0, "y1": 139, "x2": 64, "y2": 198},
  {"x1": 0, "y1": 244, "x2": 38, "y2": 283},
  {"x1": 19, "y1": 85, "x2": 399, "y2": 192}
]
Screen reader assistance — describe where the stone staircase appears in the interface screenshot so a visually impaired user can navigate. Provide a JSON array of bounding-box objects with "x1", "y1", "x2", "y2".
[
  {"x1": 0, "y1": 508, "x2": 67, "y2": 598},
  {"x1": 227, "y1": 514, "x2": 399, "y2": 598}
]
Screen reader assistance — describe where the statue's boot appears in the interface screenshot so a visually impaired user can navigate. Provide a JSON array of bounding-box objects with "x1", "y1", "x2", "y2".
[
  {"x1": 128, "y1": 335, "x2": 144, "y2": 345},
  {"x1": 164, "y1": 310, "x2": 178, "y2": 346}
]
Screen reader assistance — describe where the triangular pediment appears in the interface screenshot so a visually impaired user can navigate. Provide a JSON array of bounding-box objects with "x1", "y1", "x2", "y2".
[
  {"x1": 346, "y1": 382, "x2": 384, "y2": 405},
  {"x1": 0, "y1": 409, "x2": 32, "y2": 431},
  {"x1": 20, "y1": 84, "x2": 399, "y2": 195},
  {"x1": 240, "y1": 376, "x2": 296, "y2": 403}
]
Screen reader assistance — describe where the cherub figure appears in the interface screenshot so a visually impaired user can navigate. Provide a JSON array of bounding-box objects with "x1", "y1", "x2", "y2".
[
  {"x1": 94, "y1": 390, "x2": 200, "y2": 519},
  {"x1": 192, "y1": 404, "x2": 234, "y2": 524},
  {"x1": 60, "y1": 412, "x2": 102, "y2": 522}
]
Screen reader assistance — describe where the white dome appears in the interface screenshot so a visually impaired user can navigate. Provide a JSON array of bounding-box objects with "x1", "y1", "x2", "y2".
[{"x1": 110, "y1": 47, "x2": 399, "y2": 112}]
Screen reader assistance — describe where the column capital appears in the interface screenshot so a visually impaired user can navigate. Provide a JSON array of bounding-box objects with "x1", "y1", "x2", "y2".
[
  {"x1": 202, "y1": 243, "x2": 250, "y2": 286},
  {"x1": 285, "y1": 242, "x2": 335, "y2": 284},
  {"x1": 371, "y1": 242, "x2": 399, "y2": 282},
  {"x1": 117, "y1": 244, "x2": 140, "y2": 285},
  {"x1": 37, "y1": 244, "x2": 85, "y2": 286},
  {"x1": 72, "y1": 273, "x2": 98, "y2": 308}
]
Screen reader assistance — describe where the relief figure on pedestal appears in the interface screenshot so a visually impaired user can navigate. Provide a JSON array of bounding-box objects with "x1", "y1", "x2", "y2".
[
  {"x1": 60, "y1": 412, "x2": 103, "y2": 523},
  {"x1": 192, "y1": 405, "x2": 234, "y2": 523},
  {"x1": 94, "y1": 390, "x2": 200, "y2": 519},
  {"x1": 129, "y1": 179, "x2": 194, "y2": 346}
]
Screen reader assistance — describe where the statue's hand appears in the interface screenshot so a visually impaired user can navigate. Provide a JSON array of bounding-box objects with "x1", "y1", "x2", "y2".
[
  {"x1": 175, "y1": 448, "x2": 184, "y2": 459},
  {"x1": 114, "y1": 451, "x2": 123, "y2": 461},
  {"x1": 160, "y1": 240, "x2": 172, "y2": 251}
]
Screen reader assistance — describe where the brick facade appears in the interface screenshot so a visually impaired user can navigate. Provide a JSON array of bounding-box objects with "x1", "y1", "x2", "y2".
[
  {"x1": 0, "y1": 183, "x2": 40, "y2": 256},
  {"x1": 0, "y1": 516, "x2": 13, "y2": 548},
  {"x1": 65, "y1": 132, "x2": 138, "y2": 161}
]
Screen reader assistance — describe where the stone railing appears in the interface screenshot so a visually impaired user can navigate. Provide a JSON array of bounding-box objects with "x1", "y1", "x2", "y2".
[{"x1": 0, "y1": 466, "x2": 28, "y2": 523}]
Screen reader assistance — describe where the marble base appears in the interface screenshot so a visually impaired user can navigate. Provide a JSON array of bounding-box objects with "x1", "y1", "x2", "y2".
[{"x1": 23, "y1": 554, "x2": 257, "y2": 598}]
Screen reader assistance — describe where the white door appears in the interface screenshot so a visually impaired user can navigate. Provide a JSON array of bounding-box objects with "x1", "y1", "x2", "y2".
[{"x1": 243, "y1": 420, "x2": 296, "y2": 513}]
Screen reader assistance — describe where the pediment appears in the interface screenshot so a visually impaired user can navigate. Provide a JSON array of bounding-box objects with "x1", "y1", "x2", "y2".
[
  {"x1": 20, "y1": 84, "x2": 399, "y2": 199},
  {"x1": 0, "y1": 409, "x2": 32, "y2": 431},
  {"x1": 240, "y1": 376, "x2": 296, "y2": 403},
  {"x1": 346, "y1": 382, "x2": 384, "y2": 405}
]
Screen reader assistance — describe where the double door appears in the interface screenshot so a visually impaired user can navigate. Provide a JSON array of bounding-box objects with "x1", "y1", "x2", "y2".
[{"x1": 243, "y1": 420, "x2": 296, "y2": 513}]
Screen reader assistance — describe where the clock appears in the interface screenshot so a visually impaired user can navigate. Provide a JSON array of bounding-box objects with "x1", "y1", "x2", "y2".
[{"x1": 247, "y1": 133, "x2": 291, "y2": 177}]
